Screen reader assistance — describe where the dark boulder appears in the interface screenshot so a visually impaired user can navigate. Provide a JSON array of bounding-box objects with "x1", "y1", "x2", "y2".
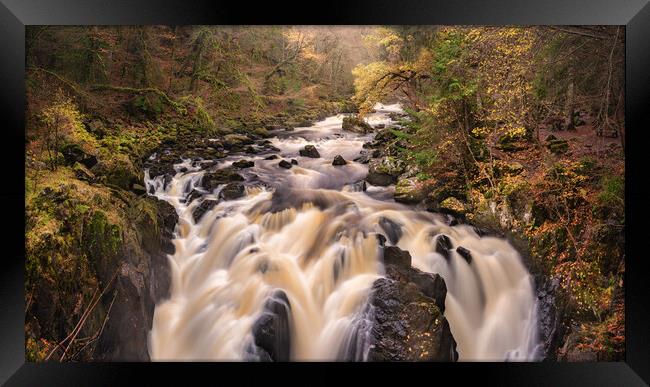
[
  {"x1": 264, "y1": 155, "x2": 279, "y2": 160},
  {"x1": 365, "y1": 246, "x2": 457, "y2": 361},
  {"x1": 456, "y1": 246, "x2": 472, "y2": 264},
  {"x1": 60, "y1": 143, "x2": 97, "y2": 168},
  {"x1": 374, "y1": 128, "x2": 397, "y2": 143},
  {"x1": 378, "y1": 217, "x2": 403, "y2": 245},
  {"x1": 366, "y1": 157, "x2": 405, "y2": 186},
  {"x1": 184, "y1": 189, "x2": 203, "y2": 205},
  {"x1": 156, "y1": 199, "x2": 178, "y2": 255},
  {"x1": 353, "y1": 152, "x2": 371, "y2": 164},
  {"x1": 192, "y1": 199, "x2": 219, "y2": 223},
  {"x1": 299, "y1": 145, "x2": 320, "y2": 158},
  {"x1": 233, "y1": 159, "x2": 255, "y2": 168},
  {"x1": 278, "y1": 160, "x2": 292, "y2": 169},
  {"x1": 252, "y1": 290, "x2": 292, "y2": 361},
  {"x1": 382, "y1": 246, "x2": 411, "y2": 268},
  {"x1": 291, "y1": 159, "x2": 298, "y2": 165},
  {"x1": 366, "y1": 172, "x2": 395, "y2": 186},
  {"x1": 219, "y1": 182, "x2": 246, "y2": 201},
  {"x1": 435, "y1": 234, "x2": 453, "y2": 260},
  {"x1": 332, "y1": 155, "x2": 347, "y2": 166},
  {"x1": 202, "y1": 168, "x2": 244, "y2": 192}
]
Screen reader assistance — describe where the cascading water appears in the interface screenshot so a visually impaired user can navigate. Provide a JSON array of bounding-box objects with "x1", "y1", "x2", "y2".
[{"x1": 145, "y1": 103, "x2": 541, "y2": 361}]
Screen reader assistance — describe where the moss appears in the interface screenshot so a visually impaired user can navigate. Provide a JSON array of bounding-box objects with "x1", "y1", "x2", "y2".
[
  {"x1": 93, "y1": 153, "x2": 139, "y2": 190},
  {"x1": 439, "y1": 197, "x2": 467, "y2": 215},
  {"x1": 547, "y1": 139, "x2": 569, "y2": 154},
  {"x1": 84, "y1": 210, "x2": 122, "y2": 264}
]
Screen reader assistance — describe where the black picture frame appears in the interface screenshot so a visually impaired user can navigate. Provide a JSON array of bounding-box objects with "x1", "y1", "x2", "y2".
[{"x1": 1, "y1": 0, "x2": 648, "y2": 385}]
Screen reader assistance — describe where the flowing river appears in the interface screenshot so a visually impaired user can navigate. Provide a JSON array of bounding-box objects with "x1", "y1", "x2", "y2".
[{"x1": 144, "y1": 104, "x2": 541, "y2": 361}]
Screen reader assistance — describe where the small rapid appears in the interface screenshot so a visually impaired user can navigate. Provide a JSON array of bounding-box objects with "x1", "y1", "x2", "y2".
[{"x1": 145, "y1": 104, "x2": 541, "y2": 361}]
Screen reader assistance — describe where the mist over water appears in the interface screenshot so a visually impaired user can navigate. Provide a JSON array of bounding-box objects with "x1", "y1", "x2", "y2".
[{"x1": 145, "y1": 104, "x2": 541, "y2": 361}]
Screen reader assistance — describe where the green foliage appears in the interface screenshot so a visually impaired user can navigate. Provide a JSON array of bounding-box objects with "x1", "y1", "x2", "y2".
[
  {"x1": 388, "y1": 128, "x2": 411, "y2": 140},
  {"x1": 131, "y1": 94, "x2": 165, "y2": 118},
  {"x1": 596, "y1": 175, "x2": 624, "y2": 222},
  {"x1": 416, "y1": 172, "x2": 432, "y2": 181},
  {"x1": 412, "y1": 149, "x2": 438, "y2": 168},
  {"x1": 84, "y1": 210, "x2": 122, "y2": 261}
]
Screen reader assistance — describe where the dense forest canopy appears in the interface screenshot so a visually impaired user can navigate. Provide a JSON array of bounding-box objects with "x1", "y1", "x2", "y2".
[{"x1": 25, "y1": 26, "x2": 624, "y2": 363}]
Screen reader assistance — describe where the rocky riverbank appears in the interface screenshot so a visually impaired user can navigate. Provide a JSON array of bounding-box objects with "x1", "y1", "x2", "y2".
[
  {"x1": 353, "y1": 109, "x2": 625, "y2": 361},
  {"x1": 25, "y1": 99, "x2": 352, "y2": 361}
]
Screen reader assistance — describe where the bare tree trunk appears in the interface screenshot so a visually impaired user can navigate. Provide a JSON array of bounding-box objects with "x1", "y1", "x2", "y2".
[{"x1": 565, "y1": 67, "x2": 575, "y2": 130}]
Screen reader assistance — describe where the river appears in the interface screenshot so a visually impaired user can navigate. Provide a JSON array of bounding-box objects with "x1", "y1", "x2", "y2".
[{"x1": 144, "y1": 103, "x2": 541, "y2": 361}]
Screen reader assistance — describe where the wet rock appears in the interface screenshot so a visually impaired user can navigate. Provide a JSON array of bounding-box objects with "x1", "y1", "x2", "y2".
[
  {"x1": 375, "y1": 124, "x2": 385, "y2": 129},
  {"x1": 252, "y1": 290, "x2": 292, "y2": 361},
  {"x1": 278, "y1": 160, "x2": 292, "y2": 169},
  {"x1": 456, "y1": 246, "x2": 472, "y2": 264},
  {"x1": 394, "y1": 178, "x2": 430, "y2": 204},
  {"x1": 202, "y1": 168, "x2": 244, "y2": 192},
  {"x1": 184, "y1": 189, "x2": 203, "y2": 205},
  {"x1": 373, "y1": 128, "x2": 397, "y2": 143},
  {"x1": 382, "y1": 246, "x2": 411, "y2": 268},
  {"x1": 353, "y1": 152, "x2": 371, "y2": 164},
  {"x1": 366, "y1": 172, "x2": 396, "y2": 186},
  {"x1": 156, "y1": 199, "x2": 178, "y2": 255},
  {"x1": 264, "y1": 155, "x2": 279, "y2": 160},
  {"x1": 291, "y1": 159, "x2": 298, "y2": 165},
  {"x1": 223, "y1": 133, "x2": 254, "y2": 149},
  {"x1": 332, "y1": 155, "x2": 347, "y2": 166},
  {"x1": 435, "y1": 234, "x2": 453, "y2": 260},
  {"x1": 192, "y1": 199, "x2": 219, "y2": 223},
  {"x1": 375, "y1": 233, "x2": 387, "y2": 247},
  {"x1": 537, "y1": 277, "x2": 566, "y2": 361},
  {"x1": 299, "y1": 145, "x2": 320, "y2": 158},
  {"x1": 365, "y1": 248, "x2": 457, "y2": 361},
  {"x1": 219, "y1": 182, "x2": 246, "y2": 201},
  {"x1": 346, "y1": 180, "x2": 367, "y2": 192},
  {"x1": 366, "y1": 157, "x2": 405, "y2": 186},
  {"x1": 378, "y1": 217, "x2": 403, "y2": 245},
  {"x1": 342, "y1": 115, "x2": 373, "y2": 133},
  {"x1": 233, "y1": 159, "x2": 255, "y2": 168}
]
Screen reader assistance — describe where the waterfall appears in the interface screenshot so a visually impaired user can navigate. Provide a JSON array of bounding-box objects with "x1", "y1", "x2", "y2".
[{"x1": 146, "y1": 104, "x2": 541, "y2": 361}]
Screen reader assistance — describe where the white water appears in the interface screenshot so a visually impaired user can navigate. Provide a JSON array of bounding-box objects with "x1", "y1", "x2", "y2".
[{"x1": 145, "y1": 103, "x2": 541, "y2": 361}]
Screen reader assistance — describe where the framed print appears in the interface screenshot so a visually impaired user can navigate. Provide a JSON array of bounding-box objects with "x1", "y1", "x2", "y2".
[{"x1": 1, "y1": 0, "x2": 649, "y2": 385}]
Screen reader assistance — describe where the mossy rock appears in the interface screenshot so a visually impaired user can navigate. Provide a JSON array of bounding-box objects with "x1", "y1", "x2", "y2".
[
  {"x1": 73, "y1": 162, "x2": 95, "y2": 182},
  {"x1": 394, "y1": 178, "x2": 430, "y2": 204},
  {"x1": 83, "y1": 210, "x2": 123, "y2": 284},
  {"x1": 496, "y1": 141, "x2": 528, "y2": 152},
  {"x1": 439, "y1": 197, "x2": 467, "y2": 216},
  {"x1": 92, "y1": 154, "x2": 140, "y2": 190},
  {"x1": 369, "y1": 156, "x2": 405, "y2": 177},
  {"x1": 342, "y1": 115, "x2": 373, "y2": 133},
  {"x1": 547, "y1": 139, "x2": 569, "y2": 154},
  {"x1": 493, "y1": 160, "x2": 525, "y2": 177},
  {"x1": 126, "y1": 93, "x2": 165, "y2": 119}
]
